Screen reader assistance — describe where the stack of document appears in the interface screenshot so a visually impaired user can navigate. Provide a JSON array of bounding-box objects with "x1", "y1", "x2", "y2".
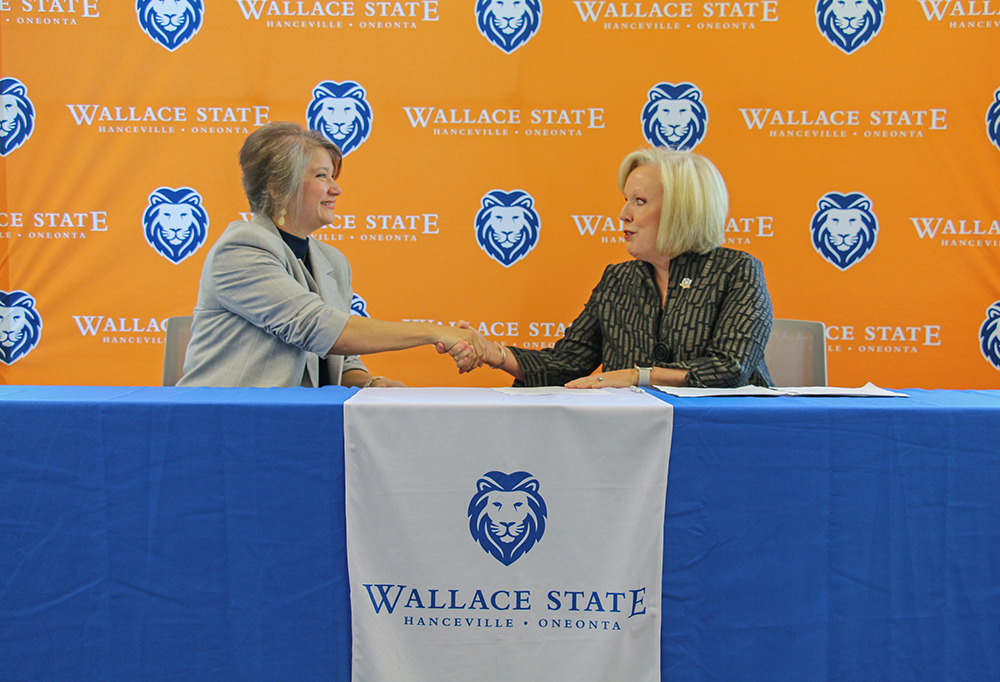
[{"x1": 651, "y1": 382, "x2": 907, "y2": 398}]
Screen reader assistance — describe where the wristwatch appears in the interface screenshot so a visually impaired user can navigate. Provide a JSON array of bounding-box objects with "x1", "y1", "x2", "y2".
[{"x1": 635, "y1": 366, "x2": 653, "y2": 387}]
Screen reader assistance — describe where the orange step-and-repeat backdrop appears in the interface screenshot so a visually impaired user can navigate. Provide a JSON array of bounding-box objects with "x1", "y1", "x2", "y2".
[{"x1": 1, "y1": 0, "x2": 999, "y2": 388}]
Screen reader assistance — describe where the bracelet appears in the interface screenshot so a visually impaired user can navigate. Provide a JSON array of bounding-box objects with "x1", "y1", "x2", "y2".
[
  {"x1": 362, "y1": 375, "x2": 387, "y2": 388},
  {"x1": 487, "y1": 342, "x2": 507, "y2": 370}
]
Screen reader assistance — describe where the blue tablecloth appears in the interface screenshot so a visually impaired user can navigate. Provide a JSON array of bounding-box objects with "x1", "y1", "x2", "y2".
[
  {"x1": 649, "y1": 388, "x2": 1000, "y2": 682},
  {"x1": 1, "y1": 386, "x2": 999, "y2": 681}
]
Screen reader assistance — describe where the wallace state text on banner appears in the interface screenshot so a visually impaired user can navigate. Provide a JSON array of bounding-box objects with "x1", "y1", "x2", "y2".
[{"x1": 344, "y1": 387, "x2": 673, "y2": 682}]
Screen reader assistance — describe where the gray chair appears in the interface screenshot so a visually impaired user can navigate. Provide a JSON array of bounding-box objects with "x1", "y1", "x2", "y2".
[
  {"x1": 764, "y1": 319, "x2": 827, "y2": 387},
  {"x1": 162, "y1": 316, "x2": 193, "y2": 386}
]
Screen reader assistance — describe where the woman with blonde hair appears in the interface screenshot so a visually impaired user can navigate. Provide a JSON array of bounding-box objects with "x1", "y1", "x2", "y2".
[{"x1": 463, "y1": 147, "x2": 773, "y2": 389}]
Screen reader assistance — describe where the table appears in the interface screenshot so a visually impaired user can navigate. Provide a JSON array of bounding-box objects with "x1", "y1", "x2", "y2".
[
  {"x1": 1, "y1": 386, "x2": 999, "y2": 681},
  {"x1": 648, "y1": 388, "x2": 1000, "y2": 682}
]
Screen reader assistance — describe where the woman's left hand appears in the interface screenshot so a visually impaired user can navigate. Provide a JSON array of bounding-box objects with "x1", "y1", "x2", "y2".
[
  {"x1": 370, "y1": 377, "x2": 406, "y2": 388},
  {"x1": 565, "y1": 368, "x2": 638, "y2": 389}
]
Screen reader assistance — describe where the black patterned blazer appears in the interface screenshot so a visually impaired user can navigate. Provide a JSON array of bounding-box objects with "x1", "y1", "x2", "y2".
[{"x1": 510, "y1": 248, "x2": 773, "y2": 387}]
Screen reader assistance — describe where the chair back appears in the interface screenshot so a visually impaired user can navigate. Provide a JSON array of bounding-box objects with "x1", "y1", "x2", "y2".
[
  {"x1": 162, "y1": 316, "x2": 193, "y2": 386},
  {"x1": 764, "y1": 319, "x2": 827, "y2": 387}
]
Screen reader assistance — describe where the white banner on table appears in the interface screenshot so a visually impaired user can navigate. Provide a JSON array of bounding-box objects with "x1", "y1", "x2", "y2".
[{"x1": 344, "y1": 387, "x2": 673, "y2": 682}]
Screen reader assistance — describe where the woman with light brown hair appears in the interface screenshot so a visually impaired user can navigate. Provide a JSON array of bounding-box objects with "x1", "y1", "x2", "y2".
[{"x1": 179, "y1": 122, "x2": 484, "y2": 387}]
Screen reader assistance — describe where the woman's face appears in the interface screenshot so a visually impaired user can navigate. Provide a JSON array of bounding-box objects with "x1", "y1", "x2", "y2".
[
  {"x1": 283, "y1": 147, "x2": 342, "y2": 237},
  {"x1": 619, "y1": 165, "x2": 664, "y2": 263}
]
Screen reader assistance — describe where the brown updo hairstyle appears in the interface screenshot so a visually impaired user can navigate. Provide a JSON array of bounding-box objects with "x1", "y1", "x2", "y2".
[{"x1": 239, "y1": 121, "x2": 342, "y2": 219}]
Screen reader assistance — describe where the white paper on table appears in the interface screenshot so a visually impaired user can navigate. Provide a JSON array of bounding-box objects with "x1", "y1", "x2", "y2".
[{"x1": 652, "y1": 381, "x2": 907, "y2": 398}]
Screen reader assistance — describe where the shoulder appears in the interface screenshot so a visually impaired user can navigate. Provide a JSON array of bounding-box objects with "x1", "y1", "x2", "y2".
[
  {"x1": 218, "y1": 218, "x2": 280, "y2": 245},
  {"x1": 207, "y1": 218, "x2": 276, "y2": 250},
  {"x1": 580, "y1": 261, "x2": 652, "y2": 305},
  {"x1": 601, "y1": 259, "x2": 647, "y2": 283},
  {"x1": 691, "y1": 247, "x2": 764, "y2": 275},
  {"x1": 721, "y1": 247, "x2": 765, "y2": 277},
  {"x1": 703, "y1": 249, "x2": 768, "y2": 295},
  {"x1": 201, "y1": 218, "x2": 293, "y2": 277},
  {"x1": 210, "y1": 218, "x2": 287, "y2": 257}
]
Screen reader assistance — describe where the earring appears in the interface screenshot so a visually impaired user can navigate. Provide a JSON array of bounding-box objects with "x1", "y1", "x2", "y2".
[{"x1": 277, "y1": 208, "x2": 286, "y2": 227}]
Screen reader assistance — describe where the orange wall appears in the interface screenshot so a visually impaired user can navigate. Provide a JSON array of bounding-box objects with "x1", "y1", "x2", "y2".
[{"x1": 2, "y1": 0, "x2": 999, "y2": 388}]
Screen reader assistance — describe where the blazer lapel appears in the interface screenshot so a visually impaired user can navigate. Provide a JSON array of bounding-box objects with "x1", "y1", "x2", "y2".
[
  {"x1": 252, "y1": 215, "x2": 320, "y2": 386},
  {"x1": 299, "y1": 260, "x2": 320, "y2": 387},
  {"x1": 307, "y1": 241, "x2": 344, "y2": 305}
]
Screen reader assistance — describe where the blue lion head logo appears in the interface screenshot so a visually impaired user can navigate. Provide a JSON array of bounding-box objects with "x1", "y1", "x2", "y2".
[
  {"x1": 142, "y1": 187, "x2": 209, "y2": 264},
  {"x1": 641, "y1": 82, "x2": 708, "y2": 151},
  {"x1": 468, "y1": 471, "x2": 547, "y2": 566},
  {"x1": 475, "y1": 0, "x2": 542, "y2": 54},
  {"x1": 306, "y1": 81, "x2": 373, "y2": 157},
  {"x1": 810, "y1": 192, "x2": 879, "y2": 271},
  {"x1": 350, "y1": 293, "x2": 370, "y2": 317},
  {"x1": 987, "y1": 88, "x2": 1000, "y2": 152},
  {"x1": 980, "y1": 301, "x2": 1000, "y2": 371},
  {"x1": 0, "y1": 290, "x2": 43, "y2": 365},
  {"x1": 816, "y1": 0, "x2": 884, "y2": 54},
  {"x1": 0, "y1": 78, "x2": 36, "y2": 157},
  {"x1": 475, "y1": 189, "x2": 540, "y2": 268},
  {"x1": 136, "y1": 0, "x2": 204, "y2": 52}
]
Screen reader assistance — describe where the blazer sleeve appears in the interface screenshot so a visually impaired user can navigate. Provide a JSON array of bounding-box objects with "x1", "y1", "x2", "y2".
[
  {"x1": 509, "y1": 270, "x2": 608, "y2": 387},
  {"x1": 209, "y1": 226, "x2": 348, "y2": 356}
]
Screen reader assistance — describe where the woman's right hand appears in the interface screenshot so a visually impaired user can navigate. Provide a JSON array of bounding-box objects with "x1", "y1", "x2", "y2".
[
  {"x1": 434, "y1": 321, "x2": 488, "y2": 373},
  {"x1": 436, "y1": 321, "x2": 524, "y2": 380}
]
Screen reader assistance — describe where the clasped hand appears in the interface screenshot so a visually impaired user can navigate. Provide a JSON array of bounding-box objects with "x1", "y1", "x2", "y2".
[{"x1": 434, "y1": 320, "x2": 487, "y2": 373}]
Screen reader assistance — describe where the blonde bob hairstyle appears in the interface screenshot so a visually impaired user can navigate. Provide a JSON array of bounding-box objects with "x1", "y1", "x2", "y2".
[
  {"x1": 239, "y1": 121, "x2": 342, "y2": 220},
  {"x1": 617, "y1": 148, "x2": 728, "y2": 257}
]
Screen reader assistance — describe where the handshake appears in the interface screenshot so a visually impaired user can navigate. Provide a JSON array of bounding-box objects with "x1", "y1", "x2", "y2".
[
  {"x1": 430, "y1": 320, "x2": 653, "y2": 389},
  {"x1": 429, "y1": 320, "x2": 648, "y2": 389},
  {"x1": 433, "y1": 321, "x2": 501, "y2": 374}
]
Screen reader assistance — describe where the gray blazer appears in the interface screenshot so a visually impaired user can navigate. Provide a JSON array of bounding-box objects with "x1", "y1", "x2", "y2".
[{"x1": 177, "y1": 215, "x2": 367, "y2": 387}]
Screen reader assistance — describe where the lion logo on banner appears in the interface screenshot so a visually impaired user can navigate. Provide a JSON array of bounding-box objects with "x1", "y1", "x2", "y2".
[
  {"x1": 142, "y1": 187, "x2": 210, "y2": 264},
  {"x1": 980, "y1": 301, "x2": 1000, "y2": 370},
  {"x1": 641, "y1": 82, "x2": 708, "y2": 151},
  {"x1": 306, "y1": 81, "x2": 373, "y2": 157},
  {"x1": 810, "y1": 192, "x2": 879, "y2": 271},
  {"x1": 475, "y1": 0, "x2": 542, "y2": 54},
  {"x1": 815, "y1": 0, "x2": 884, "y2": 54},
  {"x1": 987, "y1": 88, "x2": 1000, "y2": 152},
  {"x1": 0, "y1": 290, "x2": 43, "y2": 366},
  {"x1": 475, "y1": 189, "x2": 540, "y2": 268},
  {"x1": 350, "y1": 293, "x2": 370, "y2": 317},
  {"x1": 0, "y1": 78, "x2": 36, "y2": 157},
  {"x1": 136, "y1": 0, "x2": 204, "y2": 52},
  {"x1": 468, "y1": 471, "x2": 547, "y2": 566}
]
